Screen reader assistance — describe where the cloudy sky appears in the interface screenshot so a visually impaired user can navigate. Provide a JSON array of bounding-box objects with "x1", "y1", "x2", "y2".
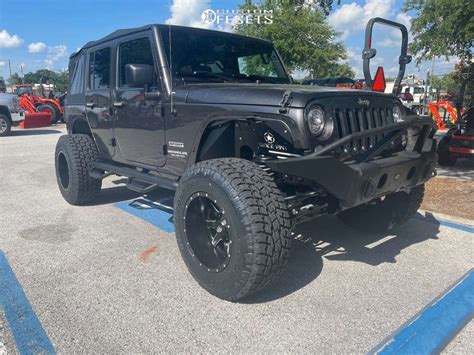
[{"x1": 0, "y1": 0, "x2": 458, "y2": 80}]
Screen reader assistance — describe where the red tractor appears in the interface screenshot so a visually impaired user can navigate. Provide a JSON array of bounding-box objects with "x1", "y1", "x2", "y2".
[
  {"x1": 437, "y1": 107, "x2": 474, "y2": 165},
  {"x1": 436, "y1": 68, "x2": 474, "y2": 166},
  {"x1": 428, "y1": 96, "x2": 465, "y2": 130},
  {"x1": 15, "y1": 84, "x2": 63, "y2": 124}
]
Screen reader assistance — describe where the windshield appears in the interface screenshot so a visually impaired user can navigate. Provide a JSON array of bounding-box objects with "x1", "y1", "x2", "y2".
[
  {"x1": 16, "y1": 86, "x2": 33, "y2": 96},
  {"x1": 161, "y1": 27, "x2": 290, "y2": 84}
]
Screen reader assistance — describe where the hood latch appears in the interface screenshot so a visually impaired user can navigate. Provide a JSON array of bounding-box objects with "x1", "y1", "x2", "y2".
[{"x1": 278, "y1": 90, "x2": 293, "y2": 114}]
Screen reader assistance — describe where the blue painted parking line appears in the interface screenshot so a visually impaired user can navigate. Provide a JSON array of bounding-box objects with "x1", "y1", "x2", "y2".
[
  {"x1": 370, "y1": 269, "x2": 474, "y2": 354},
  {"x1": 114, "y1": 197, "x2": 175, "y2": 233},
  {"x1": 0, "y1": 250, "x2": 55, "y2": 354},
  {"x1": 415, "y1": 214, "x2": 474, "y2": 234}
]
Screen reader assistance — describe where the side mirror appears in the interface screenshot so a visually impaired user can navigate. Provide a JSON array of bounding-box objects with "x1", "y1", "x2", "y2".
[{"x1": 124, "y1": 63, "x2": 154, "y2": 87}]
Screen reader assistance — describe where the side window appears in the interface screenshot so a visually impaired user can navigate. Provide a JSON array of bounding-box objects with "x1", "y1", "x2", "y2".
[
  {"x1": 89, "y1": 47, "x2": 111, "y2": 90},
  {"x1": 238, "y1": 53, "x2": 278, "y2": 78},
  {"x1": 199, "y1": 60, "x2": 224, "y2": 73},
  {"x1": 119, "y1": 37, "x2": 155, "y2": 87},
  {"x1": 69, "y1": 55, "x2": 85, "y2": 95}
]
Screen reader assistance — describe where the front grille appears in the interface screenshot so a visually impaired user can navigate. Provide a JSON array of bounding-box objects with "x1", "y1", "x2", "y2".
[
  {"x1": 333, "y1": 107, "x2": 395, "y2": 154},
  {"x1": 12, "y1": 97, "x2": 20, "y2": 110}
]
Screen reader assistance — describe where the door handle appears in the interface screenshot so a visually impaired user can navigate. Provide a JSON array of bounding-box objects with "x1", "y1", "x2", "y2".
[
  {"x1": 113, "y1": 101, "x2": 125, "y2": 108},
  {"x1": 86, "y1": 102, "x2": 95, "y2": 108}
]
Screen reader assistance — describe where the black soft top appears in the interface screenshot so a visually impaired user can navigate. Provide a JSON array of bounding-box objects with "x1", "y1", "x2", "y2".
[
  {"x1": 70, "y1": 24, "x2": 273, "y2": 59},
  {"x1": 71, "y1": 24, "x2": 152, "y2": 58}
]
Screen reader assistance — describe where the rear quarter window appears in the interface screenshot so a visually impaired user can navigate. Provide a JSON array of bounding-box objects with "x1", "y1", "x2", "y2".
[{"x1": 69, "y1": 55, "x2": 85, "y2": 95}]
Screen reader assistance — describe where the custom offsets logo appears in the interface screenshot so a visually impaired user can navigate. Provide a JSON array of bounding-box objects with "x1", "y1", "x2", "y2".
[{"x1": 201, "y1": 9, "x2": 273, "y2": 25}]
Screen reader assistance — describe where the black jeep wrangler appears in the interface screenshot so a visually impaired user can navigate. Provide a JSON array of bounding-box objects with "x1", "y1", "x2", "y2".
[{"x1": 56, "y1": 21, "x2": 437, "y2": 301}]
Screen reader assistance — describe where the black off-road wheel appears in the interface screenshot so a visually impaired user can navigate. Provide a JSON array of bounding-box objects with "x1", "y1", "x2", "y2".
[
  {"x1": 437, "y1": 137, "x2": 456, "y2": 166},
  {"x1": 55, "y1": 134, "x2": 102, "y2": 205},
  {"x1": 174, "y1": 158, "x2": 292, "y2": 301},
  {"x1": 0, "y1": 114, "x2": 12, "y2": 137},
  {"x1": 338, "y1": 185, "x2": 425, "y2": 234}
]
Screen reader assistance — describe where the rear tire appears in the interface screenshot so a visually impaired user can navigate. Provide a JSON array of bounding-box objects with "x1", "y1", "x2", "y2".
[
  {"x1": 174, "y1": 158, "x2": 292, "y2": 301},
  {"x1": 437, "y1": 137, "x2": 456, "y2": 166},
  {"x1": 338, "y1": 185, "x2": 425, "y2": 234},
  {"x1": 0, "y1": 114, "x2": 12, "y2": 137},
  {"x1": 55, "y1": 134, "x2": 102, "y2": 205},
  {"x1": 41, "y1": 103, "x2": 61, "y2": 124}
]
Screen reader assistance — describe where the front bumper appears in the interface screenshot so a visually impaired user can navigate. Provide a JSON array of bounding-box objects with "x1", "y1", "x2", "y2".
[
  {"x1": 266, "y1": 116, "x2": 437, "y2": 208},
  {"x1": 10, "y1": 110, "x2": 25, "y2": 124}
]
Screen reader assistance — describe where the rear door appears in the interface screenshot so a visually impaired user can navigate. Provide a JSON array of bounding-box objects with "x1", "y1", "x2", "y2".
[
  {"x1": 85, "y1": 44, "x2": 115, "y2": 158},
  {"x1": 113, "y1": 33, "x2": 166, "y2": 167}
]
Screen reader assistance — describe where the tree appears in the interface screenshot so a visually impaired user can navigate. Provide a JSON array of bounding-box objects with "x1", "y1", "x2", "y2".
[
  {"x1": 404, "y1": 0, "x2": 473, "y2": 64},
  {"x1": 55, "y1": 70, "x2": 69, "y2": 93},
  {"x1": 235, "y1": 1, "x2": 354, "y2": 79},
  {"x1": 7, "y1": 73, "x2": 22, "y2": 85},
  {"x1": 241, "y1": 0, "x2": 341, "y2": 15},
  {"x1": 430, "y1": 74, "x2": 459, "y2": 100},
  {"x1": 405, "y1": 0, "x2": 473, "y2": 107},
  {"x1": 22, "y1": 69, "x2": 69, "y2": 93}
]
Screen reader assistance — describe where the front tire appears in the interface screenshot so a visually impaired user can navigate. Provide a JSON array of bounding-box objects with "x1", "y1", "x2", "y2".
[
  {"x1": 338, "y1": 185, "x2": 425, "y2": 234},
  {"x1": 0, "y1": 114, "x2": 12, "y2": 137},
  {"x1": 55, "y1": 134, "x2": 102, "y2": 205},
  {"x1": 437, "y1": 137, "x2": 456, "y2": 166},
  {"x1": 174, "y1": 158, "x2": 292, "y2": 301},
  {"x1": 41, "y1": 103, "x2": 61, "y2": 124}
]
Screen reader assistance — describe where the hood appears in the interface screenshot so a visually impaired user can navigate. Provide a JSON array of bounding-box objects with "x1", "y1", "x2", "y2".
[
  {"x1": 0, "y1": 93, "x2": 16, "y2": 100},
  {"x1": 184, "y1": 83, "x2": 394, "y2": 108}
]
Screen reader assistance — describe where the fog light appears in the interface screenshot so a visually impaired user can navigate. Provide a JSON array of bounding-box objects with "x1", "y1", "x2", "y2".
[{"x1": 393, "y1": 104, "x2": 403, "y2": 122}]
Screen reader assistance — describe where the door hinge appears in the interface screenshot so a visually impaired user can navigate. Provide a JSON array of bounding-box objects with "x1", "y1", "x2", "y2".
[{"x1": 109, "y1": 138, "x2": 116, "y2": 147}]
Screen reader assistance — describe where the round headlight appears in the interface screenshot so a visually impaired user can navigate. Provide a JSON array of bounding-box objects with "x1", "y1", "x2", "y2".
[
  {"x1": 393, "y1": 104, "x2": 403, "y2": 122},
  {"x1": 307, "y1": 105, "x2": 326, "y2": 135}
]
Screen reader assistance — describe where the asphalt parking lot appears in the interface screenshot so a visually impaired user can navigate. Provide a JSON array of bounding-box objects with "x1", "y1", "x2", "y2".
[{"x1": 1, "y1": 126, "x2": 473, "y2": 353}]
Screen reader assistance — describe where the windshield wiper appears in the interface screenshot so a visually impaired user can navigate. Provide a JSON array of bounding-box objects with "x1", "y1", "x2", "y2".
[
  {"x1": 232, "y1": 73, "x2": 279, "y2": 84},
  {"x1": 176, "y1": 71, "x2": 280, "y2": 84},
  {"x1": 177, "y1": 71, "x2": 230, "y2": 82}
]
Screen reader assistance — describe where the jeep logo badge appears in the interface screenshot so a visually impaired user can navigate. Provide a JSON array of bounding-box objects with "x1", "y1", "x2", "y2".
[
  {"x1": 264, "y1": 132, "x2": 275, "y2": 144},
  {"x1": 358, "y1": 98, "x2": 370, "y2": 107}
]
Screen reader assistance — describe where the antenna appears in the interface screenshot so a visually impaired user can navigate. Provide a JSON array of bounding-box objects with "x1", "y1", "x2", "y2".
[{"x1": 168, "y1": 24, "x2": 175, "y2": 116}]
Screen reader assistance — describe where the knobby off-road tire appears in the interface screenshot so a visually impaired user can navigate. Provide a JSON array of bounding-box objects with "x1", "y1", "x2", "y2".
[
  {"x1": 437, "y1": 136, "x2": 456, "y2": 166},
  {"x1": 0, "y1": 114, "x2": 12, "y2": 137},
  {"x1": 55, "y1": 134, "x2": 102, "y2": 205},
  {"x1": 338, "y1": 185, "x2": 425, "y2": 234},
  {"x1": 174, "y1": 158, "x2": 292, "y2": 301}
]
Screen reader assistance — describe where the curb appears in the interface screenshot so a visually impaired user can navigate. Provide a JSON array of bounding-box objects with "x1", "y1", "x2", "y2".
[{"x1": 418, "y1": 209, "x2": 474, "y2": 227}]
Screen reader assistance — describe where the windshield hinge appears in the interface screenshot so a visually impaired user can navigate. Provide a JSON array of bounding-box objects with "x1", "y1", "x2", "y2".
[{"x1": 279, "y1": 90, "x2": 293, "y2": 114}]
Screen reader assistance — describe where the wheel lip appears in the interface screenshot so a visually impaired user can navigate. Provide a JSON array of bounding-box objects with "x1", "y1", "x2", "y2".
[
  {"x1": 183, "y1": 191, "x2": 232, "y2": 274},
  {"x1": 57, "y1": 151, "x2": 71, "y2": 190},
  {"x1": 0, "y1": 117, "x2": 8, "y2": 133}
]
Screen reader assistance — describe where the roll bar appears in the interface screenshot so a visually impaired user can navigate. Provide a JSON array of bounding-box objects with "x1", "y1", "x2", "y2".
[{"x1": 363, "y1": 17, "x2": 412, "y2": 96}]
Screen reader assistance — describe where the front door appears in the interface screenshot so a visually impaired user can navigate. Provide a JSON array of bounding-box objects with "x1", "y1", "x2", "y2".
[
  {"x1": 113, "y1": 34, "x2": 166, "y2": 167},
  {"x1": 85, "y1": 45, "x2": 115, "y2": 158}
]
